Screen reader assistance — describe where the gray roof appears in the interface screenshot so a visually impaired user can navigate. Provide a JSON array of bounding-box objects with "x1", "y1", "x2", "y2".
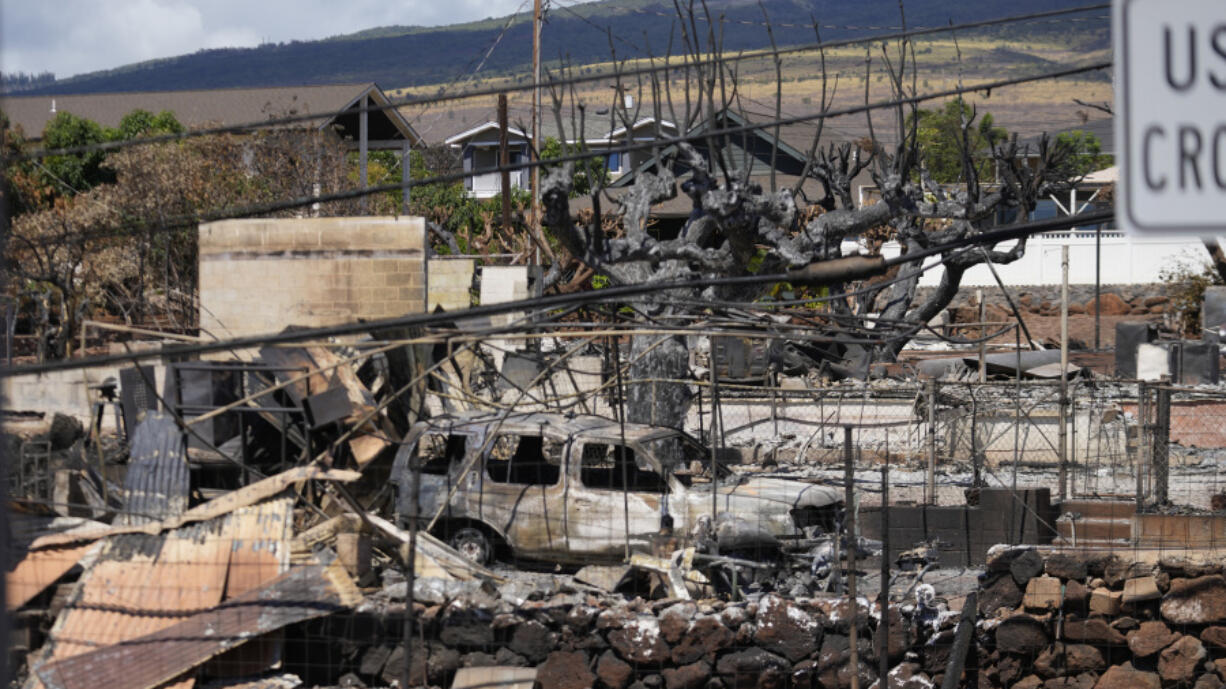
[
  {"x1": 0, "y1": 82, "x2": 420, "y2": 145},
  {"x1": 445, "y1": 110, "x2": 679, "y2": 147}
]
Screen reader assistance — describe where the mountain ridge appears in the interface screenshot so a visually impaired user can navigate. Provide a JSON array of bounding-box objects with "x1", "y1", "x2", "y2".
[{"x1": 12, "y1": 0, "x2": 1108, "y2": 96}]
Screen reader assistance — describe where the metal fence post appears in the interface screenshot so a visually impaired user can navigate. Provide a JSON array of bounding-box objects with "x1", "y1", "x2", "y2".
[
  {"x1": 970, "y1": 392, "x2": 981, "y2": 489},
  {"x1": 843, "y1": 425, "x2": 859, "y2": 689},
  {"x1": 1153, "y1": 385, "x2": 1171, "y2": 505},
  {"x1": 879, "y1": 433, "x2": 890, "y2": 689},
  {"x1": 1136, "y1": 381, "x2": 1147, "y2": 508},
  {"x1": 927, "y1": 378, "x2": 937, "y2": 505}
]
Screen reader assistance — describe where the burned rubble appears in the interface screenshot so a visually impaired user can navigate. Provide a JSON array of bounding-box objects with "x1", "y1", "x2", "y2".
[{"x1": 8, "y1": 311, "x2": 1226, "y2": 689}]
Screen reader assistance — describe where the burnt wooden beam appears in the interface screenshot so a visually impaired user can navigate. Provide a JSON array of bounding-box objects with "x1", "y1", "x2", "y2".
[{"x1": 939, "y1": 591, "x2": 978, "y2": 689}]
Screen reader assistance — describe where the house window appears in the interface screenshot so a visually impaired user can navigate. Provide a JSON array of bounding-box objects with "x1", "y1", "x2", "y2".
[{"x1": 605, "y1": 152, "x2": 622, "y2": 173}]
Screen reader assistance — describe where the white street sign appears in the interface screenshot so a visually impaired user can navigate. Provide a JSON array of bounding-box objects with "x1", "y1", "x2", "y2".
[{"x1": 1115, "y1": 0, "x2": 1226, "y2": 234}]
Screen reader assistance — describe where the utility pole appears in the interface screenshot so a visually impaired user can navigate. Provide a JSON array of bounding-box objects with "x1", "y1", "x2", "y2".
[
  {"x1": 531, "y1": 0, "x2": 542, "y2": 264},
  {"x1": 529, "y1": 0, "x2": 544, "y2": 262},
  {"x1": 359, "y1": 93, "x2": 369, "y2": 215},
  {"x1": 498, "y1": 94, "x2": 511, "y2": 230}
]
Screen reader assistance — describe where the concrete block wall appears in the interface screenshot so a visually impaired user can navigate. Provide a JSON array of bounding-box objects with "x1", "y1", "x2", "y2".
[
  {"x1": 427, "y1": 259, "x2": 474, "y2": 312},
  {"x1": 859, "y1": 487, "x2": 1057, "y2": 567},
  {"x1": 477, "y1": 266, "x2": 540, "y2": 367},
  {"x1": 2, "y1": 364, "x2": 165, "y2": 426},
  {"x1": 198, "y1": 217, "x2": 427, "y2": 339}
]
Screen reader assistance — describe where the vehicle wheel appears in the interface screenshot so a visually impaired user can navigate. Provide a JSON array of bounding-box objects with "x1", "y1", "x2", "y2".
[{"x1": 449, "y1": 527, "x2": 491, "y2": 565}]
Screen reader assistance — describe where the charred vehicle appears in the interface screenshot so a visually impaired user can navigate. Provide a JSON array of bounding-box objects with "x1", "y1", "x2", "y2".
[{"x1": 391, "y1": 411, "x2": 842, "y2": 565}]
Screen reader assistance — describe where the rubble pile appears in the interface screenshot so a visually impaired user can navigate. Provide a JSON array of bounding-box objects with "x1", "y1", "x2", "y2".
[
  {"x1": 980, "y1": 547, "x2": 1226, "y2": 689},
  {"x1": 346, "y1": 578, "x2": 955, "y2": 689}
]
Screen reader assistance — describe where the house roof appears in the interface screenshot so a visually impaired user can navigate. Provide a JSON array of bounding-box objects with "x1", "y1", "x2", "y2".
[
  {"x1": 607, "y1": 110, "x2": 819, "y2": 190},
  {"x1": 0, "y1": 82, "x2": 420, "y2": 145},
  {"x1": 444, "y1": 121, "x2": 530, "y2": 146},
  {"x1": 444, "y1": 114, "x2": 677, "y2": 148}
]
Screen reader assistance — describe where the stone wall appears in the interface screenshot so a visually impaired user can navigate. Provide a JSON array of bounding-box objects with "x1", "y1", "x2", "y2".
[
  {"x1": 980, "y1": 548, "x2": 1226, "y2": 689},
  {"x1": 198, "y1": 217, "x2": 427, "y2": 339},
  {"x1": 334, "y1": 579, "x2": 927, "y2": 689}
]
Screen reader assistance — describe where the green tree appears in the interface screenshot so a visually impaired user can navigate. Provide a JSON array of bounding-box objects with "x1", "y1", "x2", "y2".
[
  {"x1": 40, "y1": 111, "x2": 112, "y2": 193},
  {"x1": 908, "y1": 99, "x2": 1007, "y2": 184},
  {"x1": 1055, "y1": 129, "x2": 1113, "y2": 176},
  {"x1": 106, "y1": 109, "x2": 184, "y2": 140},
  {"x1": 29, "y1": 109, "x2": 186, "y2": 205}
]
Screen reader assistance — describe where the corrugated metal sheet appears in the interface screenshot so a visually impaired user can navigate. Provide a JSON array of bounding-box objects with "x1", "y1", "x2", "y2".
[
  {"x1": 7, "y1": 517, "x2": 106, "y2": 612},
  {"x1": 26, "y1": 494, "x2": 293, "y2": 689},
  {"x1": 36, "y1": 558, "x2": 360, "y2": 689},
  {"x1": 6, "y1": 541, "x2": 96, "y2": 612},
  {"x1": 117, "y1": 412, "x2": 189, "y2": 527},
  {"x1": 203, "y1": 489, "x2": 294, "y2": 678}
]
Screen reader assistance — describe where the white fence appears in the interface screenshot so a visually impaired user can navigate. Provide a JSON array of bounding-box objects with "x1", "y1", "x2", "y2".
[{"x1": 878, "y1": 231, "x2": 1209, "y2": 287}]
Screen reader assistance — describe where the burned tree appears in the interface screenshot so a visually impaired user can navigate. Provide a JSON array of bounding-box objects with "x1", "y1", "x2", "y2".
[{"x1": 537, "y1": 5, "x2": 1086, "y2": 430}]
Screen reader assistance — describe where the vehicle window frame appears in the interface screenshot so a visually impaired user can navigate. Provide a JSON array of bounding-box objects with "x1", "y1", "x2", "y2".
[
  {"x1": 637, "y1": 431, "x2": 734, "y2": 481},
  {"x1": 574, "y1": 440, "x2": 668, "y2": 494},
  {"x1": 482, "y1": 431, "x2": 564, "y2": 487},
  {"x1": 415, "y1": 431, "x2": 472, "y2": 476}
]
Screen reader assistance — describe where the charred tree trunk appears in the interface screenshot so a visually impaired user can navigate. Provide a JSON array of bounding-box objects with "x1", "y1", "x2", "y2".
[{"x1": 625, "y1": 333, "x2": 692, "y2": 430}]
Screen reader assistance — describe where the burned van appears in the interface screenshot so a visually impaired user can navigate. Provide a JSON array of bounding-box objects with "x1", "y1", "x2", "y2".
[{"x1": 391, "y1": 411, "x2": 841, "y2": 565}]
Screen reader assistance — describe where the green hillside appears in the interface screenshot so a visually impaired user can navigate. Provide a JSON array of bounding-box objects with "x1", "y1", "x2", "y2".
[{"x1": 21, "y1": 0, "x2": 1108, "y2": 95}]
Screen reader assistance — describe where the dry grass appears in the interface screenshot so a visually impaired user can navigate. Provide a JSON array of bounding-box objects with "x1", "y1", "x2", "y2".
[{"x1": 392, "y1": 35, "x2": 1113, "y2": 143}]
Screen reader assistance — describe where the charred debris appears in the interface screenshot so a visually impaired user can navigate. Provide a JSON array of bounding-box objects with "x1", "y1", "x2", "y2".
[{"x1": 8, "y1": 318, "x2": 1219, "y2": 689}]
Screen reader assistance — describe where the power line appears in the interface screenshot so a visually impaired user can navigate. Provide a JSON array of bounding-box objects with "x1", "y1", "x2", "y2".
[
  {"x1": 0, "y1": 207, "x2": 1113, "y2": 379},
  {"x1": 10, "y1": 60, "x2": 1111, "y2": 251},
  {"x1": 14, "y1": 3, "x2": 1110, "y2": 162},
  {"x1": 404, "y1": 0, "x2": 535, "y2": 139}
]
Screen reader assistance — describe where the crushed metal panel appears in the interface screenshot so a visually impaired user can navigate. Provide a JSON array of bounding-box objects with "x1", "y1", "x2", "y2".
[
  {"x1": 260, "y1": 345, "x2": 389, "y2": 466},
  {"x1": 258, "y1": 345, "x2": 376, "y2": 420},
  {"x1": 118, "y1": 365, "x2": 159, "y2": 437},
  {"x1": 364, "y1": 513, "x2": 501, "y2": 582},
  {"x1": 199, "y1": 675, "x2": 302, "y2": 689},
  {"x1": 27, "y1": 497, "x2": 294, "y2": 689},
  {"x1": 6, "y1": 541, "x2": 98, "y2": 612},
  {"x1": 25, "y1": 525, "x2": 231, "y2": 689},
  {"x1": 36, "y1": 558, "x2": 360, "y2": 689},
  {"x1": 450, "y1": 667, "x2": 537, "y2": 689},
  {"x1": 1024, "y1": 362, "x2": 1084, "y2": 379},
  {"x1": 7, "y1": 517, "x2": 107, "y2": 612},
  {"x1": 117, "y1": 411, "x2": 189, "y2": 526},
  {"x1": 574, "y1": 564, "x2": 631, "y2": 592},
  {"x1": 29, "y1": 467, "x2": 360, "y2": 550},
  {"x1": 204, "y1": 493, "x2": 294, "y2": 678}
]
